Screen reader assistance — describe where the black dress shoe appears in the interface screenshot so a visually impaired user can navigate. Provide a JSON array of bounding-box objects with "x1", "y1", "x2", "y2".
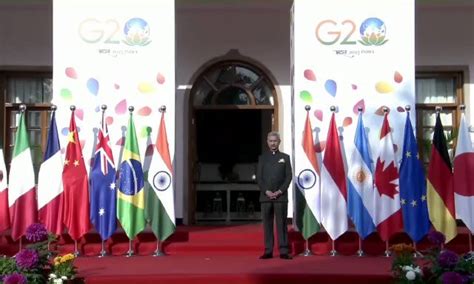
[
  {"x1": 280, "y1": 254, "x2": 292, "y2": 259},
  {"x1": 259, "y1": 254, "x2": 273, "y2": 259}
]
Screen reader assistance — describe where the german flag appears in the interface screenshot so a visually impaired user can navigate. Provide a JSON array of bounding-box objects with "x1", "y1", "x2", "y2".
[{"x1": 427, "y1": 112, "x2": 457, "y2": 242}]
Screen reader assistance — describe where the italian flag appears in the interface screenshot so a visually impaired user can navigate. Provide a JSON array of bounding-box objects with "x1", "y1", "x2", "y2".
[
  {"x1": 8, "y1": 111, "x2": 37, "y2": 240},
  {"x1": 146, "y1": 111, "x2": 175, "y2": 241}
]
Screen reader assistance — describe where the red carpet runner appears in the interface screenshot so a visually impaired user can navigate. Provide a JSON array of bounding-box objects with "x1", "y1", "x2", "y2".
[{"x1": 1, "y1": 224, "x2": 472, "y2": 283}]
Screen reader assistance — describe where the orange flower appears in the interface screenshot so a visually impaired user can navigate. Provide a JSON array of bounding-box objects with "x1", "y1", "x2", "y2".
[{"x1": 390, "y1": 243, "x2": 415, "y2": 255}]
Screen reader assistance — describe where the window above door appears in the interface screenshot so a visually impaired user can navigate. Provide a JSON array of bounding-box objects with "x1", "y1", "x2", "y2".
[{"x1": 191, "y1": 62, "x2": 275, "y2": 108}]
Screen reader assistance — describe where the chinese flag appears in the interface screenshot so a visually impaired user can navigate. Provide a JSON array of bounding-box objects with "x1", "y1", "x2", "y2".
[{"x1": 62, "y1": 110, "x2": 90, "y2": 240}]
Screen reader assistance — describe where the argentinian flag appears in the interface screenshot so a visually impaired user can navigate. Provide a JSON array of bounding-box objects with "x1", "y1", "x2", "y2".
[{"x1": 347, "y1": 113, "x2": 376, "y2": 239}]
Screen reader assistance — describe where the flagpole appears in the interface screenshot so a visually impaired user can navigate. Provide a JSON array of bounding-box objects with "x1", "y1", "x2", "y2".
[
  {"x1": 354, "y1": 107, "x2": 365, "y2": 260},
  {"x1": 74, "y1": 240, "x2": 80, "y2": 256},
  {"x1": 412, "y1": 241, "x2": 423, "y2": 258},
  {"x1": 330, "y1": 239, "x2": 337, "y2": 256},
  {"x1": 18, "y1": 237, "x2": 22, "y2": 255},
  {"x1": 101, "y1": 104, "x2": 106, "y2": 133},
  {"x1": 357, "y1": 235, "x2": 364, "y2": 257},
  {"x1": 300, "y1": 239, "x2": 313, "y2": 256},
  {"x1": 153, "y1": 238, "x2": 165, "y2": 257},
  {"x1": 99, "y1": 240, "x2": 107, "y2": 258},
  {"x1": 99, "y1": 104, "x2": 108, "y2": 260},
  {"x1": 126, "y1": 239, "x2": 134, "y2": 257},
  {"x1": 469, "y1": 233, "x2": 473, "y2": 253},
  {"x1": 436, "y1": 107, "x2": 446, "y2": 256},
  {"x1": 299, "y1": 105, "x2": 315, "y2": 258},
  {"x1": 382, "y1": 107, "x2": 392, "y2": 258},
  {"x1": 328, "y1": 106, "x2": 338, "y2": 258},
  {"x1": 16, "y1": 105, "x2": 26, "y2": 256},
  {"x1": 384, "y1": 240, "x2": 391, "y2": 257},
  {"x1": 459, "y1": 105, "x2": 473, "y2": 254},
  {"x1": 406, "y1": 105, "x2": 421, "y2": 260}
]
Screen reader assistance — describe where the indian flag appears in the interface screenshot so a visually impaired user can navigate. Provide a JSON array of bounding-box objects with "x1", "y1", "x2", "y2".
[
  {"x1": 294, "y1": 111, "x2": 321, "y2": 240},
  {"x1": 8, "y1": 110, "x2": 37, "y2": 240},
  {"x1": 147, "y1": 111, "x2": 175, "y2": 241},
  {"x1": 117, "y1": 111, "x2": 145, "y2": 240}
]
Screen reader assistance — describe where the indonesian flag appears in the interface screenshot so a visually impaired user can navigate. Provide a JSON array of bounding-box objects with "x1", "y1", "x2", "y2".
[
  {"x1": 373, "y1": 113, "x2": 403, "y2": 241},
  {"x1": 62, "y1": 110, "x2": 90, "y2": 240},
  {"x1": 427, "y1": 113, "x2": 457, "y2": 242},
  {"x1": 0, "y1": 148, "x2": 10, "y2": 232},
  {"x1": 320, "y1": 113, "x2": 348, "y2": 240},
  {"x1": 147, "y1": 111, "x2": 176, "y2": 241},
  {"x1": 453, "y1": 113, "x2": 474, "y2": 233},
  {"x1": 37, "y1": 111, "x2": 64, "y2": 235},
  {"x1": 8, "y1": 111, "x2": 37, "y2": 240}
]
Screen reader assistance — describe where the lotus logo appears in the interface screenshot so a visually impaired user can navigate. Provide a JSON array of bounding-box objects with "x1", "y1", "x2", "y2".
[
  {"x1": 123, "y1": 18, "x2": 151, "y2": 46},
  {"x1": 359, "y1": 18, "x2": 388, "y2": 46}
]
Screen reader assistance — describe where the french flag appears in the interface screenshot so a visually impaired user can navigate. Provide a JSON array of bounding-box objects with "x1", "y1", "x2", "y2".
[{"x1": 37, "y1": 111, "x2": 64, "y2": 235}]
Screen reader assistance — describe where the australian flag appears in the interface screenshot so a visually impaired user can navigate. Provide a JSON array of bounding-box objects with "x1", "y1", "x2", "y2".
[
  {"x1": 90, "y1": 120, "x2": 117, "y2": 240},
  {"x1": 399, "y1": 112, "x2": 430, "y2": 243}
]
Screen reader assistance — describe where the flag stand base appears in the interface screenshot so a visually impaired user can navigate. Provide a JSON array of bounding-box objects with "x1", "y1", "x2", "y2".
[
  {"x1": 125, "y1": 240, "x2": 134, "y2": 257},
  {"x1": 413, "y1": 251, "x2": 423, "y2": 258},
  {"x1": 299, "y1": 240, "x2": 313, "y2": 256},
  {"x1": 98, "y1": 250, "x2": 107, "y2": 258},
  {"x1": 300, "y1": 249, "x2": 313, "y2": 257},
  {"x1": 357, "y1": 237, "x2": 364, "y2": 257},
  {"x1": 153, "y1": 240, "x2": 166, "y2": 257},
  {"x1": 74, "y1": 241, "x2": 80, "y2": 257},
  {"x1": 329, "y1": 240, "x2": 337, "y2": 256},
  {"x1": 153, "y1": 250, "x2": 166, "y2": 257},
  {"x1": 384, "y1": 241, "x2": 391, "y2": 257},
  {"x1": 98, "y1": 241, "x2": 107, "y2": 258}
]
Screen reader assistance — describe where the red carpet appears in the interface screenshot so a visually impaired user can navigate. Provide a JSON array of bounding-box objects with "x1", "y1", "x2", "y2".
[
  {"x1": 76, "y1": 254, "x2": 392, "y2": 284},
  {"x1": 1, "y1": 224, "x2": 472, "y2": 283}
]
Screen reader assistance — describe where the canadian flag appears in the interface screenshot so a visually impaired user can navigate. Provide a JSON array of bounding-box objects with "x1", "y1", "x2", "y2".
[{"x1": 373, "y1": 113, "x2": 403, "y2": 241}]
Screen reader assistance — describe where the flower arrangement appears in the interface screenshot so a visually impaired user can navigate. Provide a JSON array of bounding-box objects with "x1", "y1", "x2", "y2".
[
  {"x1": 0, "y1": 223, "x2": 78, "y2": 284},
  {"x1": 391, "y1": 231, "x2": 474, "y2": 284},
  {"x1": 48, "y1": 254, "x2": 77, "y2": 283}
]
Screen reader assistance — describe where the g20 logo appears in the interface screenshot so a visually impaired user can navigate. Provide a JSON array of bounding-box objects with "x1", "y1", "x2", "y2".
[
  {"x1": 79, "y1": 18, "x2": 151, "y2": 46},
  {"x1": 316, "y1": 17, "x2": 388, "y2": 46}
]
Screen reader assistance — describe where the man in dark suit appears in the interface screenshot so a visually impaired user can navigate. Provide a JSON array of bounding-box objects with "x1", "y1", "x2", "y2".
[{"x1": 257, "y1": 131, "x2": 292, "y2": 260}]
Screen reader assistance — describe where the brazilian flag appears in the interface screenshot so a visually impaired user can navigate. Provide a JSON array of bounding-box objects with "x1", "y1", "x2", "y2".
[{"x1": 117, "y1": 112, "x2": 145, "y2": 240}]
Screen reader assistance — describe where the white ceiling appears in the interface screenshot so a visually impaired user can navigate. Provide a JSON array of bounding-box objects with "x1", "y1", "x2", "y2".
[{"x1": 2, "y1": 0, "x2": 474, "y2": 6}]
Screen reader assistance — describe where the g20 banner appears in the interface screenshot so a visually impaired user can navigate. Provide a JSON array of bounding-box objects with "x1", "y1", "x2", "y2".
[{"x1": 53, "y1": 0, "x2": 175, "y2": 170}]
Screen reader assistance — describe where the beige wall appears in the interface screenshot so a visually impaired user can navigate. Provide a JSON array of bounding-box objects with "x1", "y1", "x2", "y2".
[{"x1": 0, "y1": 0, "x2": 473, "y2": 221}]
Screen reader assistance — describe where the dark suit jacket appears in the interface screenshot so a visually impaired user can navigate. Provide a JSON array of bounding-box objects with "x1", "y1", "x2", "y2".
[{"x1": 257, "y1": 150, "x2": 292, "y2": 203}]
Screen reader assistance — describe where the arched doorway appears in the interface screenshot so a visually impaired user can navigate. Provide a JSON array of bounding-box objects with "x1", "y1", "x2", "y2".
[{"x1": 188, "y1": 60, "x2": 278, "y2": 224}]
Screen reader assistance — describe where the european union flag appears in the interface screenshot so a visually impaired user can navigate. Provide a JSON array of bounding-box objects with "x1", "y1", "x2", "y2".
[
  {"x1": 90, "y1": 120, "x2": 117, "y2": 241},
  {"x1": 399, "y1": 112, "x2": 431, "y2": 243}
]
